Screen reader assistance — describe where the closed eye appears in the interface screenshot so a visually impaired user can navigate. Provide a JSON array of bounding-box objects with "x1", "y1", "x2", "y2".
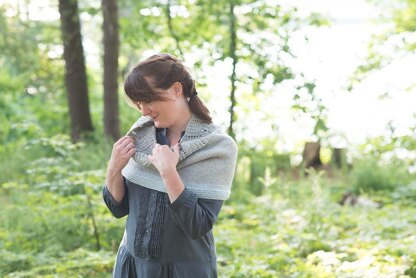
[{"x1": 136, "y1": 100, "x2": 152, "y2": 109}]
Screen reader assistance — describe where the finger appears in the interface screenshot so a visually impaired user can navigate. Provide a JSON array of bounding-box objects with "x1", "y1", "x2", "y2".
[
  {"x1": 161, "y1": 145, "x2": 170, "y2": 150},
  {"x1": 152, "y1": 144, "x2": 162, "y2": 153},
  {"x1": 127, "y1": 147, "x2": 136, "y2": 156},
  {"x1": 115, "y1": 136, "x2": 129, "y2": 147},
  {"x1": 120, "y1": 138, "x2": 134, "y2": 148},
  {"x1": 169, "y1": 145, "x2": 176, "y2": 152},
  {"x1": 124, "y1": 135, "x2": 134, "y2": 142},
  {"x1": 123, "y1": 142, "x2": 135, "y2": 151},
  {"x1": 114, "y1": 136, "x2": 128, "y2": 146},
  {"x1": 173, "y1": 144, "x2": 180, "y2": 154}
]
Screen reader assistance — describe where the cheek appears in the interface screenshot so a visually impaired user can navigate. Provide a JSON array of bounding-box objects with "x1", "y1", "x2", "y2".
[{"x1": 161, "y1": 103, "x2": 175, "y2": 113}]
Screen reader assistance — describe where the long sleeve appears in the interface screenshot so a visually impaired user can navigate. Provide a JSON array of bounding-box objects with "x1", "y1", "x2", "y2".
[
  {"x1": 102, "y1": 176, "x2": 129, "y2": 218},
  {"x1": 167, "y1": 187, "x2": 223, "y2": 239}
]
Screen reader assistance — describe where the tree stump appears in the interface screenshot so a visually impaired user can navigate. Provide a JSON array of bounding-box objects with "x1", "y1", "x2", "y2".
[{"x1": 302, "y1": 142, "x2": 322, "y2": 169}]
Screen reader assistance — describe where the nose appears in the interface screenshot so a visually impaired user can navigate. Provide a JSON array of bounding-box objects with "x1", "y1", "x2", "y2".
[{"x1": 141, "y1": 104, "x2": 151, "y2": 116}]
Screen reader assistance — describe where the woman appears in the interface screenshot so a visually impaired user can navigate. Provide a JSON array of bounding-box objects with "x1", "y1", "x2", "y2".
[{"x1": 103, "y1": 53, "x2": 238, "y2": 277}]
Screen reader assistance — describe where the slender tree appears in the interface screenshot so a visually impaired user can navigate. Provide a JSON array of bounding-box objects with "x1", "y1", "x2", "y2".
[
  {"x1": 165, "y1": 0, "x2": 184, "y2": 59},
  {"x1": 58, "y1": 0, "x2": 94, "y2": 142},
  {"x1": 228, "y1": 0, "x2": 237, "y2": 139},
  {"x1": 102, "y1": 0, "x2": 120, "y2": 141}
]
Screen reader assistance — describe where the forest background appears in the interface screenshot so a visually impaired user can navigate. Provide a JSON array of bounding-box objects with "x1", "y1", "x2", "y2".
[{"x1": 1, "y1": 0, "x2": 416, "y2": 277}]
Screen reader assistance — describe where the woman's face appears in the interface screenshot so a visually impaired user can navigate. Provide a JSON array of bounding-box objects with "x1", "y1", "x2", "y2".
[{"x1": 136, "y1": 83, "x2": 183, "y2": 128}]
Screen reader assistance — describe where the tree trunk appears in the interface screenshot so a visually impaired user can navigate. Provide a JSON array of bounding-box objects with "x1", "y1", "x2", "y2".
[
  {"x1": 228, "y1": 0, "x2": 237, "y2": 139},
  {"x1": 302, "y1": 142, "x2": 322, "y2": 169},
  {"x1": 58, "y1": 0, "x2": 94, "y2": 142},
  {"x1": 102, "y1": 0, "x2": 120, "y2": 141}
]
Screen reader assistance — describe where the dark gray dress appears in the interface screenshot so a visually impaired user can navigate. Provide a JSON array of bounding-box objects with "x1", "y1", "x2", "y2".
[{"x1": 103, "y1": 127, "x2": 224, "y2": 277}]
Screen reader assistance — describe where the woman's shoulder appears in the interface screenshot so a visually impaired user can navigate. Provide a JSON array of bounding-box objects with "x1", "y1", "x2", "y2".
[{"x1": 203, "y1": 123, "x2": 238, "y2": 156}]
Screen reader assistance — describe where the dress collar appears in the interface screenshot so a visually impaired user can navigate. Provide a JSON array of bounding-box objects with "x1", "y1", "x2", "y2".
[
  {"x1": 155, "y1": 127, "x2": 186, "y2": 146},
  {"x1": 156, "y1": 127, "x2": 186, "y2": 139}
]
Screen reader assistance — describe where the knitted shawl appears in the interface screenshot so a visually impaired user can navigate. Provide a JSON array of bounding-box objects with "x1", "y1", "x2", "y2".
[{"x1": 121, "y1": 114, "x2": 238, "y2": 200}]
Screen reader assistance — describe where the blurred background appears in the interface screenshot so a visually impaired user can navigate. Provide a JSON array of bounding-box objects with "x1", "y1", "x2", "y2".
[{"x1": 1, "y1": 0, "x2": 415, "y2": 276}]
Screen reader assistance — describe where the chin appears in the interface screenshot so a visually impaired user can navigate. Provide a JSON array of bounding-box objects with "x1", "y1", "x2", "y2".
[{"x1": 153, "y1": 120, "x2": 165, "y2": 128}]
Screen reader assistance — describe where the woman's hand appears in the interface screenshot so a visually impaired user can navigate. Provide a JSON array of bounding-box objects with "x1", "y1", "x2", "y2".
[
  {"x1": 148, "y1": 143, "x2": 180, "y2": 176},
  {"x1": 148, "y1": 143, "x2": 184, "y2": 202},
  {"x1": 108, "y1": 136, "x2": 136, "y2": 172}
]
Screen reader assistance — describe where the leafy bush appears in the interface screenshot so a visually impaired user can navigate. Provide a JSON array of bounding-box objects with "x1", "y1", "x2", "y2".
[
  {"x1": 349, "y1": 157, "x2": 413, "y2": 194},
  {"x1": 234, "y1": 145, "x2": 291, "y2": 196}
]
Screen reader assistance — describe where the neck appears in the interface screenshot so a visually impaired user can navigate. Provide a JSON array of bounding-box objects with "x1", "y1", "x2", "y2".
[{"x1": 168, "y1": 108, "x2": 193, "y2": 137}]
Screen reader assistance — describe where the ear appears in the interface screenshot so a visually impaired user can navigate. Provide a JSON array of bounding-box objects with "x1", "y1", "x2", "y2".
[{"x1": 172, "y1": 82, "x2": 183, "y2": 97}]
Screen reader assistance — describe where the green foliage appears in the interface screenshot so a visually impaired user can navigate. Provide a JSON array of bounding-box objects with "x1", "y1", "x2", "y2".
[
  {"x1": 391, "y1": 0, "x2": 416, "y2": 34},
  {"x1": 349, "y1": 157, "x2": 413, "y2": 194},
  {"x1": 217, "y1": 168, "x2": 416, "y2": 277},
  {"x1": 0, "y1": 131, "x2": 123, "y2": 276},
  {"x1": 351, "y1": 0, "x2": 416, "y2": 84},
  {"x1": 2, "y1": 249, "x2": 114, "y2": 277},
  {"x1": 293, "y1": 82, "x2": 329, "y2": 140},
  {"x1": 1, "y1": 1, "x2": 415, "y2": 276},
  {"x1": 233, "y1": 143, "x2": 291, "y2": 196},
  {"x1": 2, "y1": 128, "x2": 416, "y2": 276}
]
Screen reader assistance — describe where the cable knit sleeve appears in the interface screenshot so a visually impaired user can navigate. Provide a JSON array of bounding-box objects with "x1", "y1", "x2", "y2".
[
  {"x1": 102, "y1": 176, "x2": 129, "y2": 218},
  {"x1": 167, "y1": 187, "x2": 223, "y2": 239}
]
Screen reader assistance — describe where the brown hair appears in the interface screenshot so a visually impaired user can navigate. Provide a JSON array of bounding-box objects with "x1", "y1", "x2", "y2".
[{"x1": 124, "y1": 53, "x2": 212, "y2": 123}]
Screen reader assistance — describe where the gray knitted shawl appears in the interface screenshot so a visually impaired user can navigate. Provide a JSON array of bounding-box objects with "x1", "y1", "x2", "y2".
[{"x1": 121, "y1": 114, "x2": 238, "y2": 200}]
